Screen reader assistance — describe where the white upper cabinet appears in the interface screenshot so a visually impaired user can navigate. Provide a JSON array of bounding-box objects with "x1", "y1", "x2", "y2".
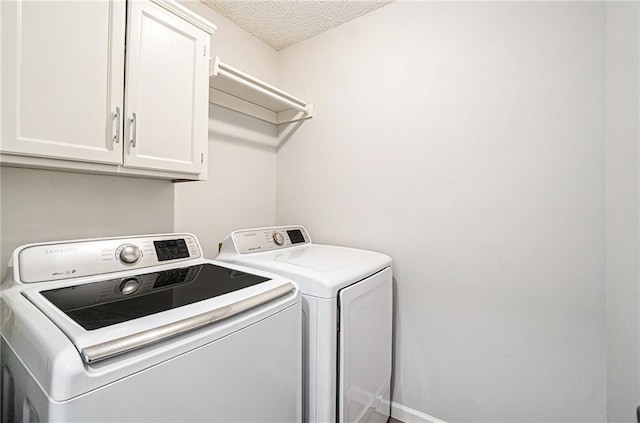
[
  {"x1": 124, "y1": 0, "x2": 209, "y2": 175},
  {"x1": 1, "y1": 0, "x2": 125, "y2": 164},
  {"x1": 0, "y1": 0, "x2": 215, "y2": 180}
]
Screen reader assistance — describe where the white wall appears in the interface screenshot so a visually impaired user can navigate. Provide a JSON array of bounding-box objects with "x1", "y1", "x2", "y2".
[
  {"x1": 276, "y1": 2, "x2": 607, "y2": 421},
  {"x1": 0, "y1": 168, "x2": 174, "y2": 280},
  {"x1": 605, "y1": 2, "x2": 640, "y2": 422},
  {"x1": 174, "y1": 1, "x2": 278, "y2": 257}
]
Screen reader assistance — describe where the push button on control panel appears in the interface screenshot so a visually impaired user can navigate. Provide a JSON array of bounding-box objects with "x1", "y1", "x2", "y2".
[{"x1": 186, "y1": 237, "x2": 198, "y2": 256}]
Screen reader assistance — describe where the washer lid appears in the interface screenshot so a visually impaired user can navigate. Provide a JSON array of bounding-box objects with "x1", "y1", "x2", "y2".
[
  {"x1": 38, "y1": 263, "x2": 269, "y2": 331},
  {"x1": 21, "y1": 262, "x2": 297, "y2": 364},
  {"x1": 225, "y1": 244, "x2": 392, "y2": 298}
]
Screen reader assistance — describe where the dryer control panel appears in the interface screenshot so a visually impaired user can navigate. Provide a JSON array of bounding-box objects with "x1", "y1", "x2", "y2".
[{"x1": 230, "y1": 226, "x2": 310, "y2": 254}]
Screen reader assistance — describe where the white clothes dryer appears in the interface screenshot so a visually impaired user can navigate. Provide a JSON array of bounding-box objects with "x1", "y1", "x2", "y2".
[{"x1": 218, "y1": 225, "x2": 393, "y2": 423}]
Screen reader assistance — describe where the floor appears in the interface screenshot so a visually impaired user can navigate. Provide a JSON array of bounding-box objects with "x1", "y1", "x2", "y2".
[{"x1": 389, "y1": 418, "x2": 403, "y2": 423}]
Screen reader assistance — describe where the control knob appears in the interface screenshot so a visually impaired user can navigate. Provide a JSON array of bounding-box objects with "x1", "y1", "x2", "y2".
[
  {"x1": 272, "y1": 232, "x2": 285, "y2": 246},
  {"x1": 118, "y1": 244, "x2": 141, "y2": 264}
]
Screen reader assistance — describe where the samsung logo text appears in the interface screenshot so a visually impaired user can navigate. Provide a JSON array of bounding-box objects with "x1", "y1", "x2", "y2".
[{"x1": 44, "y1": 247, "x2": 78, "y2": 255}]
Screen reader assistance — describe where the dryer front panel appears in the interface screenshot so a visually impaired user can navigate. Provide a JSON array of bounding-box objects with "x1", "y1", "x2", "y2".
[{"x1": 338, "y1": 267, "x2": 393, "y2": 423}]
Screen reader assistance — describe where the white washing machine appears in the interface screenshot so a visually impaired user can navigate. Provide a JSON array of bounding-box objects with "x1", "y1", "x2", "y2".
[
  {"x1": 217, "y1": 225, "x2": 393, "y2": 423},
  {"x1": 1, "y1": 233, "x2": 301, "y2": 422}
]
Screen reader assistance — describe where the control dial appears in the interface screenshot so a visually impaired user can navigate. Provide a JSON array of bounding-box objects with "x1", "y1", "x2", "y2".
[
  {"x1": 272, "y1": 232, "x2": 285, "y2": 246},
  {"x1": 118, "y1": 244, "x2": 142, "y2": 264}
]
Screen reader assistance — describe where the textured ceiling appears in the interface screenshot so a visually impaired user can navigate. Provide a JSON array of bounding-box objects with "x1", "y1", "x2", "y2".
[{"x1": 199, "y1": 0, "x2": 394, "y2": 51}]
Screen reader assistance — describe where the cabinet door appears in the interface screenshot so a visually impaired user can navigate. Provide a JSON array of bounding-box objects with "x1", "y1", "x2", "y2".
[
  {"x1": 124, "y1": 0, "x2": 209, "y2": 176},
  {"x1": 1, "y1": 0, "x2": 125, "y2": 164}
]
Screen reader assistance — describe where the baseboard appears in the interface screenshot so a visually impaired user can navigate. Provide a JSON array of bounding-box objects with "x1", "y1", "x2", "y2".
[{"x1": 391, "y1": 401, "x2": 447, "y2": 423}]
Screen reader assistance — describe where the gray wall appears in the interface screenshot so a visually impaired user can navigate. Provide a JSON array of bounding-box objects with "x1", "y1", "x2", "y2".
[
  {"x1": 174, "y1": 1, "x2": 279, "y2": 258},
  {"x1": 0, "y1": 167, "x2": 174, "y2": 280},
  {"x1": 605, "y1": 2, "x2": 640, "y2": 422},
  {"x1": 276, "y1": 2, "x2": 608, "y2": 421}
]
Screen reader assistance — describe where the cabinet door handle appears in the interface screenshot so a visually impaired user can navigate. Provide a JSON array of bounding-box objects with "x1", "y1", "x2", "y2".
[
  {"x1": 113, "y1": 107, "x2": 120, "y2": 144},
  {"x1": 130, "y1": 113, "x2": 137, "y2": 148}
]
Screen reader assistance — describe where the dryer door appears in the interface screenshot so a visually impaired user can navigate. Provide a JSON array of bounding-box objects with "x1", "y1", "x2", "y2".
[{"x1": 338, "y1": 267, "x2": 392, "y2": 423}]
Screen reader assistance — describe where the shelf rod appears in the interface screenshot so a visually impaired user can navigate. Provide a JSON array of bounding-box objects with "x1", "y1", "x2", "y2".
[{"x1": 215, "y1": 67, "x2": 310, "y2": 115}]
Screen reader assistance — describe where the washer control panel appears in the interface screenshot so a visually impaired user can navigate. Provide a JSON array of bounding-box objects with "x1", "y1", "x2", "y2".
[
  {"x1": 17, "y1": 234, "x2": 202, "y2": 284},
  {"x1": 232, "y1": 226, "x2": 310, "y2": 254}
]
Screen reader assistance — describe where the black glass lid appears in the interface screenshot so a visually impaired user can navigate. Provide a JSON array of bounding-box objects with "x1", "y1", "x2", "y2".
[{"x1": 39, "y1": 263, "x2": 270, "y2": 331}]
